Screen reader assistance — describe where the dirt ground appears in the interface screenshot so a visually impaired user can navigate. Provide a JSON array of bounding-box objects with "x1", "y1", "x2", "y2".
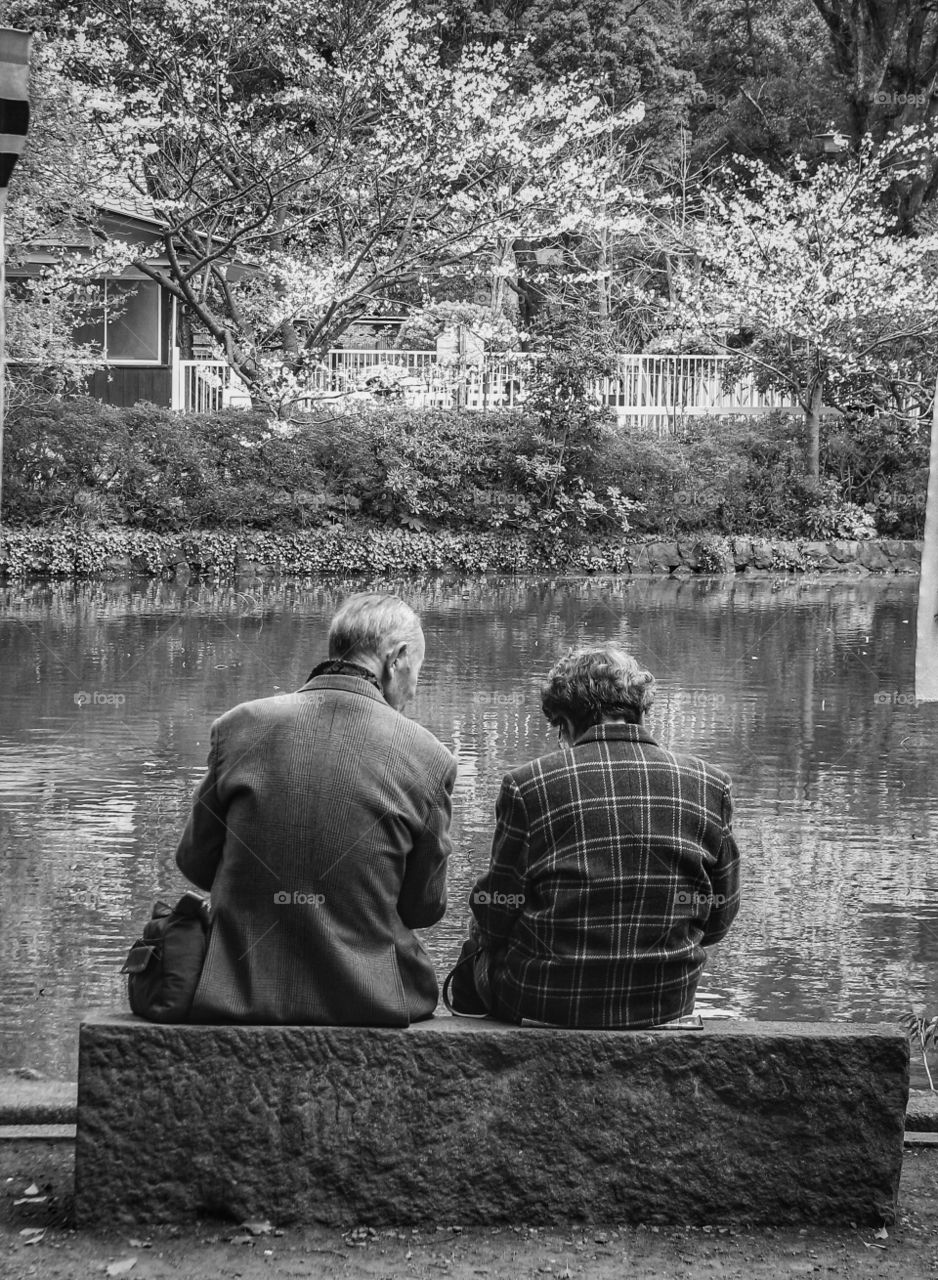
[{"x1": 4, "y1": 1143, "x2": 938, "y2": 1280}]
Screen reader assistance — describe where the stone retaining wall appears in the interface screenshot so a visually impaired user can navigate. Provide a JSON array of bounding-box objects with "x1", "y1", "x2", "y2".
[
  {"x1": 632, "y1": 537, "x2": 922, "y2": 576},
  {"x1": 76, "y1": 1014, "x2": 908, "y2": 1229}
]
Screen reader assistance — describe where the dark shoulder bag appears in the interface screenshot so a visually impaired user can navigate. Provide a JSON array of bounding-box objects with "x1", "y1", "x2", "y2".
[{"x1": 120, "y1": 890, "x2": 210, "y2": 1023}]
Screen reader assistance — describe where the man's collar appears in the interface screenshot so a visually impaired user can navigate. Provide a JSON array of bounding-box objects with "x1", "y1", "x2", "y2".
[
  {"x1": 572, "y1": 721, "x2": 658, "y2": 747},
  {"x1": 303, "y1": 659, "x2": 383, "y2": 695}
]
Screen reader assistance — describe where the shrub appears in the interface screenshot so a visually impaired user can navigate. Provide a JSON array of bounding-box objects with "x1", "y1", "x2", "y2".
[
  {"x1": 1, "y1": 392, "x2": 926, "y2": 541},
  {"x1": 822, "y1": 412, "x2": 927, "y2": 538}
]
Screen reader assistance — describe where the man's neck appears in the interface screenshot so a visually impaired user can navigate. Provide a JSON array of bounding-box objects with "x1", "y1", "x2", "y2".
[{"x1": 306, "y1": 658, "x2": 383, "y2": 694}]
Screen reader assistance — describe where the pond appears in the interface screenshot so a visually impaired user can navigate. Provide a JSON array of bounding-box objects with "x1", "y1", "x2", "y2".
[{"x1": 2, "y1": 573, "x2": 937, "y2": 1082}]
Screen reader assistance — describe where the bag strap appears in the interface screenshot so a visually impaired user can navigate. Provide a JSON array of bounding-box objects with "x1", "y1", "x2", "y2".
[{"x1": 441, "y1": 949, "x2": 490, "y2": 1019}]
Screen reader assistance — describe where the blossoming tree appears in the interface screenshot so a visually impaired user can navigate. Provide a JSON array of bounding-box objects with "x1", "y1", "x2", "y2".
[
  {"x1": 667, "y1": 137, "x2": 938, "y2": 482},
  {"x1": 41, "y1": 0, "x2": 644, "y2": 413}
]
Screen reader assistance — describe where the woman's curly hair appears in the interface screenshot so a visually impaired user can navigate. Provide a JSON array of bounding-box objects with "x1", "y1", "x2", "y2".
[{"x1": 541, "y1": 644, "x2": 656, "y2": 731}]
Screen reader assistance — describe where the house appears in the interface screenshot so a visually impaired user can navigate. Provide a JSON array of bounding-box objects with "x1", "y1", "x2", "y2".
[
  {"x1": 11, "y1": 199, "x2": 418, "y2": 411},
  {"x1": 8, "y1": 197, "x2": 244, "y2": 410}
]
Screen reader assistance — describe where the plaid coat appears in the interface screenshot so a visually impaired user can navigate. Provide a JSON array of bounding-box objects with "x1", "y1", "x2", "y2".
[
  {"x1": 469, "y1": 722, "x2": 740, "y2": 1027},
  {"x1": 176, "y1": 673, "x2": 457, "y2": 1025}
]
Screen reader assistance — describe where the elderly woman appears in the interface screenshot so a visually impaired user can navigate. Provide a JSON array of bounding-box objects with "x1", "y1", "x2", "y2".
[{"x1": 447, "y1": 644, "x2": 740, "y2": 1027}]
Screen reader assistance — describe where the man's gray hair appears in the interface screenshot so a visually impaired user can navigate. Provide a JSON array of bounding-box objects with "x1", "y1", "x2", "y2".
[
  {"x1": 328, "y1": 593, "x2": 422, "y2": 663},
  {"x1": 541, "y1": 644, "x2": 655, "y2": 729}
]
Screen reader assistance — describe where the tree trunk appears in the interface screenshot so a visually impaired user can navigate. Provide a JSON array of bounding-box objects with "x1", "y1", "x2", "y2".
[
  {"x1": 512, "y1": 238, "x2": 549, "y2": 335},
  {"x1": 915, "y1": 374, "x2": 938, "y2": 701},
  {"x1": 810, "y1": 0, "x2": 938, "y2": 228},
  {"x1": 596, "y1": 228, "x2": 612, "y2": 336},
  {"x1": 491, "y1": 238, "x2": 519, "y2": 319},
  {"x1": 805, "y1": 377, "x2": 824, "y2": 484},
  {"x1": 270, "y1": 201, "x2": 301, "y2": 368}
]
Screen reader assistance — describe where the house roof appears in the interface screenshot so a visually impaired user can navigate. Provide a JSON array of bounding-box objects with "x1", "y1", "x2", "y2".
[{"x1": 97, "y1": 196, "x2": 165, "y2": 228}]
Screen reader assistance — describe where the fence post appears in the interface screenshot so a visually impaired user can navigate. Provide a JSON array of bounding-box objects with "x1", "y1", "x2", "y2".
[{"x1": 170, "y1": 347, "x2": 183, "y2": 411}]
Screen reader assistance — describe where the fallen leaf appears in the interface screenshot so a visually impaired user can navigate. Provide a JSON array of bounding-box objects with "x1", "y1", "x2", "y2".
[
  {"x1": 23, "y1": 1183, "x2": 40, "y2": 1196},
  {"x1": 875, "y1": 1227, "x2": 889, "y2": 1240},
  {"x1": 19, "y1": 1227, "x2": 44, "y2": 1243},
  {"x1": 106, "y1": 1258, "x2": 137, "y2": 1276}
]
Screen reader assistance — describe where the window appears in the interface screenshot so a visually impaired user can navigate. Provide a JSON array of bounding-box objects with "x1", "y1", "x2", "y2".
[{"x1": 73, "y1": 279, "x2": 162, "y2": 364}]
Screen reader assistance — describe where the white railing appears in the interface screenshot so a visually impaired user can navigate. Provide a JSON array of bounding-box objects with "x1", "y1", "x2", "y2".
[
  {"x1": 602, "y1": 355, "x2": 795, "y2": 416},
  {"x1": 171, "y1": 350, "x2": 800, "y2": 426},
  {"x1": 305, "y1": 350, "x2": 533, "y2": 411},
  {"x1": 172, "y1": 358, "x2": 251, "y2": 413}
]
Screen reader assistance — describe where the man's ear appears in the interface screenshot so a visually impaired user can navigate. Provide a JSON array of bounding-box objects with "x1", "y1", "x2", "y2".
[{"x1": 384, "y1": 641, "x2": 407, "y2": 673}]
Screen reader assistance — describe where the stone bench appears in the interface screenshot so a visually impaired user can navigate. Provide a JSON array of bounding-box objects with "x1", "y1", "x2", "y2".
[{"x1": 75, "y1": 1013, "x2": 908, "y2": 1229}]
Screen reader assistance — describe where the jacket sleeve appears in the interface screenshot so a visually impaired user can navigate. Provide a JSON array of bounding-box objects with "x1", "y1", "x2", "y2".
[
  {"x1": 397, "y1": 752, "x2": 457, "y2": 929},
  {"x1": 702, "y1": 779, "x2": 741, "y2": 946},
  {"x1": 175, "y1": 723, "x2": 227, "y2": 892},
  {"x1": 470, "y1": 773, "x2": 529, "y2": 950}
]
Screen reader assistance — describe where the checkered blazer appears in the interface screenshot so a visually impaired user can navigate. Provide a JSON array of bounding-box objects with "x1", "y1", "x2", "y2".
[
  {"x1": 469, "y1": 722, "x2": 740, "y2": 1027},
  {"x1": 175, "y1": 673, "x2": 457, "y2": 1026}
]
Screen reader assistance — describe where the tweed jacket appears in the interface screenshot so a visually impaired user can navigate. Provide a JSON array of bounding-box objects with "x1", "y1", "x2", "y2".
[
  {"x1": 176, "y1": 673, "x2": 457, "y2": 1025},
  {"x1": 469, "y1": 722, "x2": 740, "y2": 1027}
]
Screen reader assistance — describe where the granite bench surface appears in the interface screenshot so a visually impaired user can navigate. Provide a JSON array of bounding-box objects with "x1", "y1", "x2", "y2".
[{"x1": 75, "y1": 1013, "x2": 909, "y2": 1229}]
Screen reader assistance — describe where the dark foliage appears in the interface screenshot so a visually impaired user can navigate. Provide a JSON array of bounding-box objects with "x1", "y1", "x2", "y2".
[{"x1": 1, "y1": 397, "x2": 925, "y2": 540}]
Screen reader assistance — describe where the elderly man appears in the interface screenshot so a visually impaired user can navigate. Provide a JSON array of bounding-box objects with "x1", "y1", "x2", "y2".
[
  {"x1": 176, "y1": 593, "x2": 456, "y2": 1025},
  {"x1": 448, "y1": 644, "x2": 740, "y2": 1027}
]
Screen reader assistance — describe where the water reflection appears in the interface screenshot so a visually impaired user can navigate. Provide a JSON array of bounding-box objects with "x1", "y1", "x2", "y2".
[{"x1": 1, "y1": 574, "x2": 937, "y2": 1080}]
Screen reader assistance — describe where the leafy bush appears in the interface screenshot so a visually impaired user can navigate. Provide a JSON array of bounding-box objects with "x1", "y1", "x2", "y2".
[
  {"x1": 3, "y1": 398, "x2": 342, "y2": 531},
  {"x1": 822, "y1": 412, "x2": 928, "y2": 539},
  {"x1": 1, "y1": 393, "x2": 926, "y2": 540},
  {"x1": 505, "y1": 343, "x2": 644, "y2": 536},
  {"x1": 801, "y1": 478, "x2": 877, "y2": 540},
  {"x1": 603, "y1": 415, "x2": 807, "y2": 537}
]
